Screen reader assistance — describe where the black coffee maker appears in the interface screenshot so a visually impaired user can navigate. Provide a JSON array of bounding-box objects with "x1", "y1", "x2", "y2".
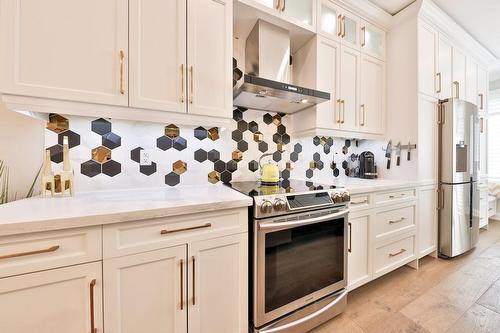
[{"x1": 359, "y1": 151, "x2": 378, "y2": 179}]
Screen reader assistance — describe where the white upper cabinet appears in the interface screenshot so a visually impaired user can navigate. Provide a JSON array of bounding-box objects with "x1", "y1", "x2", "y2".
[
  {"x1": 360, "y1": 55, "x2": 385, "y2": 135},
  {"x1": 339, "y1": 46, "x2": 361, "y2": 131},
  {"x1": 466, "y1": 58, "x2": 478, "y2": 105},
  {"x1": 187, "y1": 0, "x2": 232, "y2": 118},
  {"x1": 437, "y1": 36, "x2": 453, "y2": 99},
  {"x1": 360, "y1": 20, "x2": 385, "y2": 60},
  {"x1": 316, "y1": 37, "x2": 341, "y2": 129},
  {"x1": 317, "y1": 0, "x2": 342, "y2": 40},
  {"x1": 418, "y1": 23, "x2": 437, "y2": 98},
  {"x1": 0, "y1": 0, "x2": 128, "y2": 106},
  {"x1": 477, "y1": 66, "x2": 488, "y2": 112},
  {"x1": 341, "y1": 10, "x2": 360, "y2": 49},
  {"x1": 129, "y1": 0, "x2": 186, "y2": 113},
  {"x1": 452, "y1": 48, "x2": 466, "y2": 100},
  {"x1": 281, "y1": 0, "x2": 315, "y2": 28}
]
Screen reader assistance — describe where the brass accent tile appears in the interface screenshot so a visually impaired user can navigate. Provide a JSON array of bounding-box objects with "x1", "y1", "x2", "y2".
[
  {"x1": 286, "y1": 160, "x2": 294, "y2": 170},
  {"x1": 208, "y1": 127, "x2": 220, "y2": 141},
  {"x1": 47, "y1": 114, "x2": 69, "y2": 133},
  {"x1": 164, "y1": 124, "x2": 180, "y2": 138},
  {"x1": 320, "y1": 136, "x2": 327, "y2": 146},
  {"x1": 208, "y1": 171, "x2": 220, "y2": 184},
  {"x1": 272, "y1": 114, "x2": 282, "y2": 126},
  {"x1": 173, "y1": 160, "x2": 187, "y2": 175},
  {"x1": 232, "y1": 150, "x2": 243, "y2": 162},
  {"x1": 92, "y1": 146, "x2": 112, "y2": 164},
  {"x1": 277, "y1": 143, "x2": 285, "y2": 152},
  {"x1": 253, "y1": 131, "x2": 264, "y2": 143},
  {"x1": 309, "y1": 161, "x2": 317, "y2": 169}
]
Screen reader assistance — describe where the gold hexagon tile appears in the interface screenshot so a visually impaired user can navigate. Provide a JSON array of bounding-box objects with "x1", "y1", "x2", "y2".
[
  {"x1": 320, "y1": 136, "x2": 327, "y2": 146},
  {"x1": 208, "y1": 171, "x2": 220, "y2": 184},
  {"x1": 173, "y1": 160, "x2": 187, "y2": 175},
  {"x1": 208, "y1": 127, "x2": 220, "y2": 141},
  {"x1": 46, "y1": 114, "x2": 69, "y2": 133},
  {"x1": 272, "y1": 114, "x2": 281, "y2": 126},
  {"x1": 309, "y1": 161, "x2": 317, "y2": 169},
  {"x1": 285, "y1": 187, "x2": 294, "y2": 193},
  {"x1": 286, "y1": 160, "x2": 294, "y2": 170},
  {"x1": 277, "y1": 143, "x2": 285, "y2": 152},
  {"x1": 253, "y1": 131, "x2": 264, "y2": 143},
  {"x1": 92, "y1": 146, "x2": 112, "y2": 163},
  {"x1": 232, "y1": 150, "x2": 243, "y2": 162},
  {"x1": 164, "y1": 124, "x2": 180, "y2": 138}
]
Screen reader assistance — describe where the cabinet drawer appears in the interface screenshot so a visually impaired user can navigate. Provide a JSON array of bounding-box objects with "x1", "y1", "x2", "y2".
[
  {"x1": 349, "y1": 194, "x2": 372, "y2": 211},
  {"x1": 374, "y1": 205, "x2": 415, "y2": 241},
  {"x1": 375, "y1": 189, "x2": 416, "y2": 205},
  {"x1": 0, "y1": 226, "x2": 101, "y2": 278},
  {"x1": 374, "y1": 235, "x2": 415, "y2": 277},
  {"x1": 103, "y1": 208, "x2": 247, "y2": 258}
]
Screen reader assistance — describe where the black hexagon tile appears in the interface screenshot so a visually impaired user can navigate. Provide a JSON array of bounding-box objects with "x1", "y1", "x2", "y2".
[
  {"x1": 327, "y1": 137, "x2": 334, "y2": 146},
  {"x1": 294, "y1": 143, "x2": 302, "y2": 153},
  {"x1": 237, "y1": 120, "x2": 248, "y2": 132},
  {"x1": 58, "y1": 130, "x2": 80, "y2": 148},
  {"x1": 263, "y1": 113, "x2": 273, "y2": 125},
  {"x1": 157, "y1": 136, "x2": 173, "y2": 150},
  {"x1": 165, "y1": 172, "x2": 180, "y2": 186},
  {"x1": 81, "y1": 160, "x2": 101, "y2": 178},
  {"x1": 277, "y1": 124, "x2": 286, "y2": 135},
  {"x1": 313, "y1": 153, "x2": 321, "y2": 162},
  {"x1": 342, "y1": 160, "x2": 348, "y2": 169},
  {"x1": 306, "y1": 169, "x2": 313, "y2": 179},
  {"x1": 273, "y1": 151, "x2": 282, "y2": 162},
  {"x1": 333, "y1": 168, "x2": 340, "y2": 177},
  {"x1": 208, "y1": 150, "x2": 220, "y2": 162},
  {"x1": 221, "y1": 171, "x2": 232, "y2": 184},
  {"x1": 258, "y1": 141, "x2": 268, "y2": 153},
  {"x1": 233, "y1": 109, "x2": 243, "y2": 121},
  {"x1": 282, "y1": 134, "x2": 290, "y2": 144},
  {"x1": 48, "y1": 145, "x2": 63, "y2": 163},
  {"x1": 272, "y1": 133, "x2": 282, "y2": 144},
  {"x1": 102, "y1": 132, "x2": 121, "y2": 149},
  {"x1": 140, "y1": 162, "x2": 157, "y2": 176},
  {"x1": 226, "y1": 160, "x2": 238, "y2": 172},
  {"x1": 237, "y1": 140, "x2": 248, "y2": 152},
  {"x1": 317, "y1": 161, "x2": 324, "y2": 170},
  {"x1": 248, "y1": 160, "x2": 259, "y2": 172},
  {"x1": 91, "y1": 118, "x2": 112, "y2": 135},
  {"x1": 173, "y1": 137, "x2": 187, "y2": 151},
  {"x1": 290, "y1": 152, "x2": 299, "y2": 162},
  {"x1": 194, "y1": 127, "x2": 208, "y2": 140},
  {"x1": 194, "y1": 149, "x2": 208, "y2": 163},
  {"x1": 313, "y1": 136, "x2": 320, "y2": 146},
  {"x1": 232, "y1": 130, "x2": 243, "y2": 142},
  {"x1": 345, "y1": 139, "x2": 351, "y2": 148},
  {"x1": 281, "y1": 179, "x2": 290, "y2": 188},
  {"x1": 130, "y1": 147, "x2": 143, "y2": 163},
  {"x1": 248, "y1": 121, "x2": 259, "y2": 133},
  {"x1": 214, "y1": 160, "x2": 226, "y2": 173},
  {"x1": 282, "y1": 169, "x2": 290, "y2": 180},
  {"x1": 324, "y1": 145, "x2": 331, "y2": 154},
  {"x1": 102, "y1": 160, "x2": 121, "y2": 177},
  {"x1": 237, "y1": 106, "x2": 248, "y2": 113}
]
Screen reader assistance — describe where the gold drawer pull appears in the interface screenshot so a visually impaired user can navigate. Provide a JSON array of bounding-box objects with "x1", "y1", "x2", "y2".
[
  {"x1": 0, "y1": 245, "x2": 60, "y2": 260},
  {"x1": 351, "y1": 199, "x2": 368, "y2": 205},
  {"x1": 160, "y1": 223, "x2": 211, "y2": 235},
  {"x1": 389, "y1": 248, "x2": 406, "y2": 257},
  {"x1": 389, "y1": 217, "x2": 406, "y2": 224}
]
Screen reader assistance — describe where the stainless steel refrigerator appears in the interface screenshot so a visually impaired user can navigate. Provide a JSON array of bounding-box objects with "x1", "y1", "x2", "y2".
[{"x1": 437, "y1": 99, "x2": 480, "y2": 258}]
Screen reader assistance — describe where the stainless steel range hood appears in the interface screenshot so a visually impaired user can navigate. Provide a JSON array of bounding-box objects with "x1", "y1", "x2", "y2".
[{"x1": 233, "y1": 20, "x2": 330, "y2": 114}]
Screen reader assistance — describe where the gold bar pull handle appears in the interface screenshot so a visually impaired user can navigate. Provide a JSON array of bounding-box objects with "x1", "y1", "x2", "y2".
[
  {"x1": 119, "y1": 50, "x2": 125, "y2": 95},
  {"x1": 90, "y1": 279, "x2": 97, "y2": 333},
  {"x1": 389, "y1": 249, "x2": 406, "y2": 257},
  {"x1": 389, "y1": 217, "x2": 406, "y2": 224},
  {"x1": 160, "y1": 223, "x2": 211, "y2": 235},
  {"x1": 336, "y1": 99, "x2": 342, "y2": 123},
  {"x1": 436, "y1": 72, "x2": 442, "y2": 93},
  {"x1": 276, "y1": 0, "x2": 281, "y2": 10},
  {"x1": 361, "y1": 26, "x2": 366, "y2": 47},
  {"x1": 180, "y1": 64, "x2": 185, "y2": 103},
  {"x1": 453, "y1": 81, "x2": 460, "y2": 99},
  {"x1": 480, "y1": 117, "x2": 484, "y2": 134},
  {"x1": 281, "y1": 0, "x2": 286, "y2": 11},
  {"x1": 360, "y1": 104, "x2": 365, "y2": 126},
  {"x1": 189, "y1": 66, "x2": 194, "y2": 104},
  {"x1": 347, "y1": 222, "x2": 352, "y2": 253},
  {"x1": 180, "y1": 259, "x2": 184, "y2": 310},
  {"x1": 337, "y1": 15, "x2": 342, "y2": 37},
  {"x1": 0, "y1": 245, "x2": 60, "y2": 260},
  {"x1": 341, "y1": 100, "x2": 345, "y2": 124},
  {"x1": 341, "y1": 16, "x2": 346, "y2": 38},
  {"x1": 192, "y1": 256, "x2": 196, "y2": 305},
  {"x1": 479, "y1": 93, "x2": 484, "y2": 110}
]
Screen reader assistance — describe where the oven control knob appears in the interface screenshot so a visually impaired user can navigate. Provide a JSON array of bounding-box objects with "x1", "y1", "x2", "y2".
[
  {"x1": 331, "y1": 193, "x2": 342, "y2": 204},
  {"x1": 260, "y1": 200, "x2": 273, "y2": 214},
  {"x1": 274, "y1": 198, "x2": 287, "y2": 212},
  {"x1": 341, "y1": 192, "x2": 351, "y2": 202}
]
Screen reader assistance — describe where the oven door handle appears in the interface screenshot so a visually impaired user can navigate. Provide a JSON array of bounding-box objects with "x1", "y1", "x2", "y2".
[
  {"x1": 258, "y1": 209, "x2": 349, "y2": 231},
  {"x1": 258, "y1": 290, "x2": 348, "y2": 333}
]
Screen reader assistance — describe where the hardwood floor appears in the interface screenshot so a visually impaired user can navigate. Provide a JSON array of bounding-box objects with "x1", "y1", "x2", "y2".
[{"x1": 312, "y1": 220, "x2": 500, "y2": 333}]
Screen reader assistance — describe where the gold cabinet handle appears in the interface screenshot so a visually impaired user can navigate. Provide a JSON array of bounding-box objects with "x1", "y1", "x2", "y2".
[
  {"x1": 189, "y1": 66, "x2": 194, "y2": 104},
  {"x1": 480, "y1": 117, "x2": 484, "y2": 134},
  {"x1": 336, "y1": 99, "x2": 342, "y2": 123},
  {"x1": 351, "y1": 199, "x2": 368, "y2": 205},
  {"x1": 119, "y1": 50, "x2": 125, "y2": 95},
  {"x1": 389, "y1": 249, "x2": 406, "y2": 257},
  {"x1": 180, "y1": 64, "x2": 185, "y2": 103},
  {"x1": 453, "y1": 81, "x2": 460, "y2": 99},
  {"x1": 90, "y1": 279, "x2": 97, "y2": 333},
  {"x1": 479, "y1": 93, "x2": 484, "y2": 110},
  {"x1": 436, "y1": 72, "x2": 442, "y2": 93},
  {"x1": 360, "y1": 104, "x2": 365, "y2": 126},
  {"x1": 160, "y1": 223, "x2": 211, "y2": 235},
  {"x1": 389, "y1": 193, "x2": 405, "y2": 199},
  {"x1": 281, "y1": 0, "x2": 286, "y2": 11},
  {"x1": 361, "y1": 26, "x2": 366, "y2": 47},
  {"x1": 180, "y1": 259, "x2": 184, "y2": 310},
  {"x1": 341, "y1": 100, "x2": 345, "y2": 124},
  {"x1": 389, "y1": 217, "x2": 406, "y2": 224},
  {"x1": 341, "y1": 16, "x2": 346, "y2": 38},
  {"x1": 275, "y1": 0, "x2": 281, "y2": 10},
  {"x1": 347, "y1": 222, "x2": 352, "y2": 253},
  {"x1": 192, "y1": 256, "x2": 196, "y2": 305},
  {"x1": 337, "y1": 15, "x2": 342, "y2": 37},
  {"x1": 0, "y1": 245, "x2": 60, "y2": 260}
]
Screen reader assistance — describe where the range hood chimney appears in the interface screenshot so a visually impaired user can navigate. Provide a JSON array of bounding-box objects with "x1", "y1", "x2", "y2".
[{"x1": 233, "y1": 20, "x2": 330, "y2": 114}]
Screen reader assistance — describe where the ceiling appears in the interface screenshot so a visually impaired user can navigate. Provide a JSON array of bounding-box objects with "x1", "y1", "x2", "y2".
[{"x1": 368, "y1": 0, "x2": 415, "y2": 15}]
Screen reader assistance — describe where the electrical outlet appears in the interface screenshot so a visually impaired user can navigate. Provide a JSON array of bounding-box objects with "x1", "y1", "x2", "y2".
[{"x1": 140, "y1": 150, "x2": 152, "y2": 166}]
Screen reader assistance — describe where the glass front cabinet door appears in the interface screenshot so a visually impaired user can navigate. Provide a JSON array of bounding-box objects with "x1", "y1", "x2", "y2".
[
  {"x1": 281, "y1": 0, "x2": 314, "y2": 29},
  {"x1": 360, "y1": 20, "x2": 385, "y2": 60}
]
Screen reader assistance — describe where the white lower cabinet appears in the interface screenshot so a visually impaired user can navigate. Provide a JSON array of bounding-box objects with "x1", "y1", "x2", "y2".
[
  {"x1": 417, "y1": 186, "x2": 438, "y2": 257},
  {"x1": 347, "y1": 211, "x2": 371, "y2": 289},
  {"x1": 0, "y1": 262, "x2": 103, "y2": 333}
]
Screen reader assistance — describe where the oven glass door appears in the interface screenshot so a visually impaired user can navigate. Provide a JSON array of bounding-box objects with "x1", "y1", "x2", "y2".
[{"x1": 255, "y1": 208, "x2": 347, "y2": 326}]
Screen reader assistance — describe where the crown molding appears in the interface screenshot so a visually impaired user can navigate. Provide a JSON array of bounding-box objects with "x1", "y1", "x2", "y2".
[{"x1": 335, "y1": 0, "x2": 394, "y2": 30}]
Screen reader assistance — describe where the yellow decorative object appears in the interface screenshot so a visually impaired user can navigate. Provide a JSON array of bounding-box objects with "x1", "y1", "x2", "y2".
[{"x1": 259, "y1": 153, "x2": 280, "y2": 183}]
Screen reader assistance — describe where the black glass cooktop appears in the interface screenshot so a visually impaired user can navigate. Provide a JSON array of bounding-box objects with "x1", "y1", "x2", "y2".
[{"x1": 227, "y1": 180, "x2": 337, "y2": 197}]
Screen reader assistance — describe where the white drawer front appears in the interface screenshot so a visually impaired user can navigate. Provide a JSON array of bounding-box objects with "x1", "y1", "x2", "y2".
[
  {"x1": 103, "y1": 208, "x2": 247, "y2": 258},
  {"x1": 0, "y1": 226, "x2": 101, "y2": 278},
  {"x1": 374, "y1": 235, "x2": 415, "y2": 277},
  {"x1": 349, "y1": 194, "x2": 371, "y2": 211},
  {"x1": 375, "y1": 189, "x2": 416, "y2": 206},
  {"x1": 374, "y1": 205, "x2": 415, "y2": 240}
]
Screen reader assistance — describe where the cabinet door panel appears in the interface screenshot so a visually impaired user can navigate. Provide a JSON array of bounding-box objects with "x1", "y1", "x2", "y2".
[
  {"x1": 104, "y1": 245, "x2": 187, "y2": 333},
  {"x1": 348, "y1": 214, "x2": 370, "y2": 289},
  {"x1": 360, "y1": 55, "x2": 384, "y2": 134},
  {"x1": 418, "y1": 24, "x2": 437, "y2": 97},
  {"x1": 188, "y1": 0, "x2": 232, "y2": 118},
  {"x1": 361, "y1": 20, "x2": 385, "y2": 60},
  {"x1": 438, "y1": 37, "x2": 453, "y2": 99},
  {"x1": 318, "y1": 0, "x2": 342, "y2": 40},
  {"x1": 0, "y1": 262, "x2": 102, "y2": 333},
  {"x1": 340, "y1": 46, "x2": 360, "y2": 131},
  {"x1": 188, "y1": 234, "x2": 248, "y2": 333},
  {"x1": 0, "y1": 0, "x2": 128, "y2": 106},
  {"x1": 466, "y1": 58, "x2": 478, "y2": 105},
  {"x1": 418, "y1": 186, "x2": 438, "y2": 257},
  {"x1": 452, "y1": 48, "x2": 466, "y2": 100},
  {"x1": 316, "y1": 37, "x2": 341, "y2": 129},
  {"x1": 342, "y1": 12, "x2": 360, "y2": 49},
  {"x1": 129, "y1": 0, "x2": 186, "y2": 113}
]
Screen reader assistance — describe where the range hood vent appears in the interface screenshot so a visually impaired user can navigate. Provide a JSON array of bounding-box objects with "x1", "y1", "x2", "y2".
[{"x1": 233, "y1": 20, "x2": 329, "y2": 114}]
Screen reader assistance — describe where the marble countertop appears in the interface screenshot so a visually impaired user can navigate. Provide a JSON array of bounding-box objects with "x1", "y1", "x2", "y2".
[
  {"x1": 0, "y1": 184, "x2": 252, "y2": 236},
  {"x1": 331, "y1": 178, "x2": 437, "y2": 194}
]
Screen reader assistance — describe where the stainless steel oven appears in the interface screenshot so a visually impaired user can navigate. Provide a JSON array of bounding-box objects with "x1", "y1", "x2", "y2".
[{"x1": 254, "y1": 206, "x2": 349, "y2": 331}]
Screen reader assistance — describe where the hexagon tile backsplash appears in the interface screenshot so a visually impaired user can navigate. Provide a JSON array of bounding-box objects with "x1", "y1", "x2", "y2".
[{"x1": 44, "y1": 108, "x2": 380, "y2": 191}]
